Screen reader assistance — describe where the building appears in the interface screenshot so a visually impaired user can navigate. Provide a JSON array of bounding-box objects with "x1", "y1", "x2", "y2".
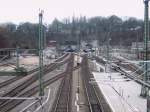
[{"x1": 59, "y1": 40, "x2": 78, "y2": 52}]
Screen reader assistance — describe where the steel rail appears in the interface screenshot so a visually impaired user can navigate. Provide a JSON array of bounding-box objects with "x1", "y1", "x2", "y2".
[
  {"x1": 81, "y1": 55, "x2": 113, "y2": 112},
  {"x1": 0, "y1": 54, "x2": 70, "y2": 106},
  {"x1": 51, "y1": 54, "x2": 74, "y2": 112}
]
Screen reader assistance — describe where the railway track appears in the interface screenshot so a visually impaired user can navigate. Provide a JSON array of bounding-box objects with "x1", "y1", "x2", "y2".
[
  {"x1": 0, "y1": 54, "x2": 77, "y2": 112},
  {"x1": 111, "y1": 64, "x2": 150, "y2": 90},
  {"x1": 51, "y1": 54, "x2": 74, "y2": 112},
  {"x1": 112, "y1": 56, "x2": 145, "y2": 79},
  {"x1": 94, "y1": 56, "x2": 150, "y2": 89},
  {"x1": 94, "y1": 55, "x2": 144, "y2": 80},
  {"x1": 93, "y1": 56, "x2": 106, "y2": 65},
  {"x1": 0, "y1": 54, "x2": 70, "y2": 105},
  {"x1": 0, "y1": 53, "x2": 69, "y2": 89},
  {"x1": 112, "y1": 63, "x2": 143, "y2": 80},
  {"x1": 0, "y1": 70, "x2": 66, "y2": 112},
  {"x1": 0, "y1": 64, "x2": 79, "y2": 112},
  {"x1": 81, "y1": 55, "x2": 112, "y2": 112}
]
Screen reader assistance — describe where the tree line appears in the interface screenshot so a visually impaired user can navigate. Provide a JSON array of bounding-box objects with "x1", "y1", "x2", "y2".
[{"x1": 0, "y1": 15, "x2": 144, "y2": 49}]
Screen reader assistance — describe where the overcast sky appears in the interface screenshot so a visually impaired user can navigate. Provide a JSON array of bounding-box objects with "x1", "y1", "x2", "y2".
[{"x1": 0, "y1": 0, "x2": 144, "y2": 24}]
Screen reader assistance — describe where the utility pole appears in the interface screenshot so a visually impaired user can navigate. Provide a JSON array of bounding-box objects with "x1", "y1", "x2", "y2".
[
  {"x1": 131, "y1": 26, "x2": 141, "y2": 59},
  {"x1": 43, "y1": 24, "x2": 47, "y2": 49},
  {"x1": 136, "y1": 30, "x2": 139, "y2": 59},
  {"x1": 142, "y1": 1, "x2": 150, "y2": 112},
  {"x1": 141, "y1": 0, "x2": 149, "y2": 97},
  {"x1": 16, "y1": 46, "x2": 19, "y2": 69},
  {"x1": 39, "y1": 10, "x2": 44, "y2": 96},
  {"x1": 106, "y1": 32, "x2": 111, "y2": 73}
]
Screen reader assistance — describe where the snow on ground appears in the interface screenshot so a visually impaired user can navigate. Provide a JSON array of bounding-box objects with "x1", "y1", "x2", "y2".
[
  {"x1": 0, "y1": 66, "x2": 15, "y2": 71},
  {"x1": 74, "y1": 54, "x2": 82, "y2": 63},
  {"x1": 0, "y1": 56, "x2": 54, "y2": 71},
  {"x1": 19, "y1": 56, "x2": 55, "y2": 70},
  {"x1": 20, "y1": 56, "x2": 39, "y2": 65},
  {"x1": 93, "y1": 71, "x2": 146, "y2": 112},
  {"x1": 94, "y1": 72, "x2": 146, "y2": 112},
  {"x1": 94, "y1": 61, "x2": 105, "y2": 72},
  {"x1": 112, "y1": 52, "x2": 141, "y2": 65},
  {"x1": 96, "y1": 62, "x2": 105, "y2": 70},
  {"x1": 0, "y1": 48, "x2": 57, "y2": 72}
]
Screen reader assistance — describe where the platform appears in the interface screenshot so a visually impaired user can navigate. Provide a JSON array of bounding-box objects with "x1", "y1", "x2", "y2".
[{"x1": 92, "y1": 62, "x2": 146, "y2": 112}]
